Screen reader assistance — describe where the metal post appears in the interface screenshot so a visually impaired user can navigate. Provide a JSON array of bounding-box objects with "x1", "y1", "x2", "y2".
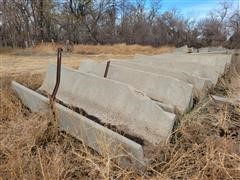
[
  {"x1": 104, "y1": 61, "x2": 110, "y2": 78},
  {"x1": 51, "y1": 48, "x2": 63, "y2": 101}
]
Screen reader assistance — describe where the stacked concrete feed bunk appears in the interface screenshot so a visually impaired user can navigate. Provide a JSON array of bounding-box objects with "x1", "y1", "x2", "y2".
[{"x1": 12, "y1": 50, "x2": 233, "y2": 168}]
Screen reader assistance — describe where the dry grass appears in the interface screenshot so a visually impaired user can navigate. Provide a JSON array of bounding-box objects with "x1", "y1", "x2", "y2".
[
  {"x1": 1, "y1": 74, "x2": 240, "y2": 179},
  {"x1": 0, "y1": 43, "x2": 173, "y2": 77},
  {"x1": 72, "y1": 44, "x2": 174, "y2": 55},
  {"x1": 25, "y1": 43, "x2": 174, "y2": 55},
  {"x1": 1, "y1": 43, "x2": 173, "y2": 56},
  {"x1": 0, "y1": 45, "x2": 240, "y2": 179}
]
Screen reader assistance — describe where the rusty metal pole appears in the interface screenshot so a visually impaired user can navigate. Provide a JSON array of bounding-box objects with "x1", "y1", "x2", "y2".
[
  {"x1": 104, "y1": 61, "x2": 110, "y2": 78},
  {"x1": 51, "y1": 48, "x2": 63, "y2": 101}
]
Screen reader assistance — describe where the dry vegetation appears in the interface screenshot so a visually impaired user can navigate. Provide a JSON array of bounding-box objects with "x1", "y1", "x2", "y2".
[
  {"x1": 0, "y1": 43, "x2": 173, "y2": 76},
  {"x1": 0, "y1": 45, "x2": 240, "y2": 179},
  {"x1": 34, "y1": 43, "x2": 174, "y2": 55}
]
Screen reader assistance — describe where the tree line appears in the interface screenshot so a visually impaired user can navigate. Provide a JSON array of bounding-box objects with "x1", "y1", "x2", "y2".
[{"x1": 0, "y1": 0, "x2": 239, "y2": 49}]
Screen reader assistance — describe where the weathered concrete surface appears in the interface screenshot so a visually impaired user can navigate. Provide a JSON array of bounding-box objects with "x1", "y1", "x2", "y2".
[
  {"x1": 79, "y1": 60, "x2": 193, "y2": 112},
  {"x1": 174, "y1": 45, "x2": 191, "y2": 54},
  {"x1": 199, "y1": 47, "x2": 233, "y2": 54},
  {"x1": 39, "y1": 64, "x2": 176, "y2": 145},
  {"x1": 174, "y1": 46, "x2": 232, "y2": 54},
  {"x1": 130, "y1": 57, "x2": 221, "y2": 84},
  {"x1": 11, "y1": 81, "x2": 146, "y2": 167},
  {"x1": 134, "y1": 54, "x2": 231, "y2": 74},
  {"x1": 211, "y1": 95, "x2": 240, "y2": 105},
  {"x1": 155, "y1": 101, "x2": 175, "y2": 113},
  {"x1": 111, "y1": 60, "x2": 212, "y2": 94}
]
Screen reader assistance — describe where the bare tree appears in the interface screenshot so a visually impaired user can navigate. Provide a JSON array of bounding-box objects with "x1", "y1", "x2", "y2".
[{"x1": 0, "y1": 0, "x2": 237, "y2": 48}]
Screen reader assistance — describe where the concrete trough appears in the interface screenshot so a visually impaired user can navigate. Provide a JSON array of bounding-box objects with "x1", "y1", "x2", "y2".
[
  {"x1": 101, "y1": 52, "x2": 232, "y2": 93},
  {"x1": 174, "y1": 46, "x2": 232, "y2": 54},
  {"x1": 39, "y1": 64, "x2": 176, "y2": 145},
  {"x1": 134, "y1": 54, "x2": 231, "y2": 74},
  {"x1": 110, "y1": 60, "x2": 213, "y2": 95},
  {"x1": 130, "y1": 57, "x2": 221, "y2": 84},
  {"x1": 198, "y1": 47, "x2": 233, "y2": 54},
  {"x1": 11, "y1": 81, "x2": 146, "y2": 168},
  {"x1": 78, "y1": 60, "x2": 194, "y2": 113}
]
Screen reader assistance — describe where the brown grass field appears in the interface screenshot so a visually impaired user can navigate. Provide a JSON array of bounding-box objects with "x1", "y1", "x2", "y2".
[
  {"x1": 0, "y1": 43, "x2": 173, "y2": 76},
  {"x1": 0, "y1": 44, "x2": 240, "y2": 179}
]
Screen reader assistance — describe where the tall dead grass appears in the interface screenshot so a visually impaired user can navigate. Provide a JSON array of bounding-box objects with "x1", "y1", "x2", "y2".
[
  {"x1": 1, "y1": 43, "x2": 174, "y2": 56},
  {"x1": 72, "y1": 44, "x2": 174, "y2": 55},
  {"x1": 1, "y1": 71, "x2": 240, "y2": 179},
  {"x1": 1, "y1": 51, "x2": 240, "y2": 179}
]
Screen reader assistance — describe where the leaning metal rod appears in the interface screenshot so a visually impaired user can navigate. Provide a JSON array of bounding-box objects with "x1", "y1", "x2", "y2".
[
  {"x1": 51, "y1": 48, "x2": 63, "y2": 102},
  {"x1": 104, "y1": 61, "x2": 111, "y2": 78}
]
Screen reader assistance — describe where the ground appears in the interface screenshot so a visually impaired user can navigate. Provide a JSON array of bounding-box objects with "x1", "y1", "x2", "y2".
[
  {"x1": 0, "y1": 44, "x2": 239, "y2": 179},
  {"x1": 0, "y1": 43, "x2": 173, "y2": 76}
]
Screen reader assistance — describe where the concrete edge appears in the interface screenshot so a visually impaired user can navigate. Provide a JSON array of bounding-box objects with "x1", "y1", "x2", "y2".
[
  {"x1": 11, "y1": 81, "x2": 146, "y2": 168},
  {"x1": 211, "y1": 95, "x2": 240, "y2": 105}
]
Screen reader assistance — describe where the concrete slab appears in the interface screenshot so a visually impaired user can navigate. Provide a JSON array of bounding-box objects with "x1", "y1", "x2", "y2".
[
  {"x1": 178, "y1": 47, "x2": 232, "y2": 54},
  {"x1": 211, "y1": 95, "x2": 240, "y2": 105},
  {"x1": 134, "y1": 54, "x2": 231, "y2": 74},
  {"x1": 39, "y1": 64, "x2": 176, "y2": 145},
  {"x1": 110, "y1": 60, "x2": 212, "y2": 94},
  {"x1": 198, "y1": 50, "x2": 233, "y2": 55},
  {"x1": 130, "y1": 57, "x2": 221, "y2": 84},
  {"x1": 11, "y1": 81, "x2": 146, "y2": 168},
  {"x1": 205, "y1": 47, "x2": 232, "y2": 54},
  {"x1": 79, "y1": 61, "x2": 193, "y2": 113}
]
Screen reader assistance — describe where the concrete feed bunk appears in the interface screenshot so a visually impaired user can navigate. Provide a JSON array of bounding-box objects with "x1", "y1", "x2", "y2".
[
  {"x1": 132, "y1": 59, "x2": 221, "y2": 84},
  {"x1": 133, "y1": 54, "x2": 232, "y2": 84},
  {"x1": 11, "y1": 81, "x2": 146, "y2": 168},
  {"x1": 135, "y1": 54, "x2": 231, "y2": 73},
  {"x1": 11, "y1": 64, "x2": 177, "y2": 167},
  {"x1": 109, "y1": 60, "x2": 212, "y2": 94},
  {"x1": 39, "y1": 65, "x2": 176, "y2": 145},
  {"x1": 11, "y1": 50, "x2": 233, "y2": 168},
  {"x1": 78, "y1": 60, "x2": 194, "y2": 113}
]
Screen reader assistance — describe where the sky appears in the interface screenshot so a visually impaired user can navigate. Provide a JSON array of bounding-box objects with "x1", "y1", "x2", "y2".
[{"x1": 160, "y1": 0, "x2": 240, "y2": 19}]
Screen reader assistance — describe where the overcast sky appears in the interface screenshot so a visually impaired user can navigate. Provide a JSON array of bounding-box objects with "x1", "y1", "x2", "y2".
[{"x1": 160, "y1": 0, "x2": 239, "y2": 19}]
